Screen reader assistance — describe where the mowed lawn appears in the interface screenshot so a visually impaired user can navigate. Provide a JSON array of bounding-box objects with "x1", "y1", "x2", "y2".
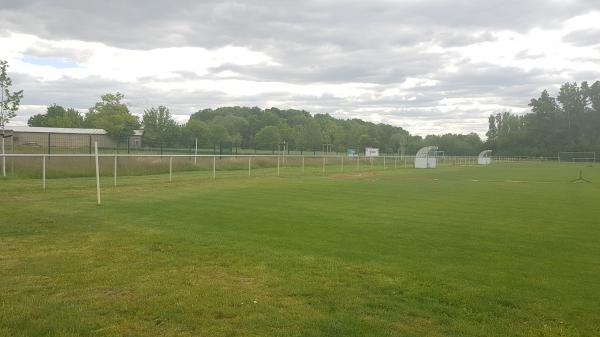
[{"x1": 1, "y1": 163, "x2": 600, "y2": 337}]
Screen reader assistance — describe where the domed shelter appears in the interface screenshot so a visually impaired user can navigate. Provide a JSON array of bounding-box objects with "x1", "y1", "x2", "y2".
[
  {"x1": 478, "y1": 150, "x2": 492, "y2": 165},
  {"x1": 415, "y1": 146, "x2": 438, "y2": 169}
]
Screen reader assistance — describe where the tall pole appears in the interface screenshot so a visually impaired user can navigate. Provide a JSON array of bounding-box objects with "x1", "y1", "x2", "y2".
[
  {"x1": 1, "y1": 136, "x2": 5, "y2": 177},
  {"x1": 42, "y1": 155, "x2": 46, "y2": 190},
  {"x1": 95, "y1": 142, "x2": 101, "y2": 205},
  {"x1": 194, "y1": 137, "x2": 198, "y2": 165},
  {"x1": 113, "y1": 155, "x2": 117, "y2": 186}
]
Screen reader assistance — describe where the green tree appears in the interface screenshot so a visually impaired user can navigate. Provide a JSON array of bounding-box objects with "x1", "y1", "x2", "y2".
[
  {"x1": 254, "y1": 126, "x2": 280, "y2": 151},
  {"x1": 186, "y1": 118, "x2": 209, "y2": 146},
  {"x1": 85, "y1": 93, "x2": 140, "y2": 140},
  {"x1": 208, "y1": 123, "x2": 230, "y2": 153},
  {"x1": 28, "y1": 104, "x2": 84, "y2": 128},
  {"x1": 142, "y1": 106, "x2": 179, "y2": 147},
  {"x1": 0, "y1": 60, "x2": 24, "y2": 134}
]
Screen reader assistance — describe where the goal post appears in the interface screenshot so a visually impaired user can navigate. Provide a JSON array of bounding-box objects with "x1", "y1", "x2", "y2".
[{"x1": 558, "y1": 152, "x2": 596, "y2": 163}]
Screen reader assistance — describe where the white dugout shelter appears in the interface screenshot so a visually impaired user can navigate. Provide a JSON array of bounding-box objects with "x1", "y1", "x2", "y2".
[
  {"x1": 415, "y1": 146, "x2": 438, "y2": 168},
  {"x1": 478, "y1": 150, "x2": 492, "y2": 165}
]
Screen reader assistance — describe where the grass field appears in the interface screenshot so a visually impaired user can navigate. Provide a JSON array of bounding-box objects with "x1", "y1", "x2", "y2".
[{"x1": 1, "y1": 163, "x2": 599, "y2": 336}]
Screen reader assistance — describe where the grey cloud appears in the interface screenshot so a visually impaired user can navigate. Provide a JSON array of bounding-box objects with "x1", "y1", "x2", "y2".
[
  {"x1": 1, "y1": 0, "x2": 596, "y2": 49},
  {"x1": 4, "y1": 0, "x2": 600, "y2": 136},
  {"x1": 563, "y1": 29, "x2": 600, "y2": 46}
]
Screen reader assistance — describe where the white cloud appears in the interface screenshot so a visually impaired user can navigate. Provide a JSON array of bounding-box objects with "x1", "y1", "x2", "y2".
[
  {"x1": 1, "y1": 7, "x2": 599, "y2": 136},
  {"x1": 0, "y1": 32, "x2": 274, "y2": 82}
]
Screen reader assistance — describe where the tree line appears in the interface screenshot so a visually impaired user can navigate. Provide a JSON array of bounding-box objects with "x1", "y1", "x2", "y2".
[
  {"x1": 486, "y1": 81, "x2": 600, "y2": 156},
  {"x1": 27, "y1": 94, "x2": 486, "y2": 155},
  {"x1": 4, "y1": 58, "x2": 597, "y2": 156}
]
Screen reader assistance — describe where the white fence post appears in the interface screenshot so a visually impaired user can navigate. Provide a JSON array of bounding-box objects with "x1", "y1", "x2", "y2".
[
  {"x1": 383, "y1": 156, "x2": 386, "y2": 169},
  {"x1": 322, "y1": 157, "x2": 326, "y2": 175},
  {"x1": 95, "y1": 142, "x2": 101, "y2": 206},
  {"x1": 277, "y1": 156, "x2": 280, "y2": 176},
  {"x1": 42, "y1": 155, "x2": 46, "y2": 190},
  {"x1": 341, "y1": 156, "x2": 344, "y2": 172},
  {"x1": 194, "y1": 138, "x2": 198, "y2": 165},
  {"x1": 213, "y1": 156, "x2": 216, "y2": 179},
  {"x1": 113, "y1": 155, "x2": 117, "y2": 186},
  {"x1": 1, "y1": 137, "x2": 5, "y2": 177},
  {"x1": 169, "y1": 156, "x2": 173, "y2": 182},
  {"x1": 357, "y1": 155, "x2": 360, "y2": 170},
  {"x1": 248, "y1": 157, "x2": 251, "y2": 176},
  {"x1": 302, "y1": 156, "x2": 304, "y2": 173}
]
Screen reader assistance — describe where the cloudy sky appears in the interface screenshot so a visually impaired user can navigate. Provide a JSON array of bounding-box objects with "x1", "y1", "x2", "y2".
[{"x1": 2, "y1": 0, "x2": 600, "y2": 136}]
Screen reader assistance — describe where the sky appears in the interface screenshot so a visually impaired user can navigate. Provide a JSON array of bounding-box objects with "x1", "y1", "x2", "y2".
[{"x1": 1, "y1": 0, "x2": 600, "y2": 136}]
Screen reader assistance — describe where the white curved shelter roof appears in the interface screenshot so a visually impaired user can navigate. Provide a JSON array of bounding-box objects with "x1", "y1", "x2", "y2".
[
  {"x1": 478, "y1": 150, "x2": 492, "y2": 159},
  {"x1": 416, "y1": 146, "x2": 438, "y2": 158}
]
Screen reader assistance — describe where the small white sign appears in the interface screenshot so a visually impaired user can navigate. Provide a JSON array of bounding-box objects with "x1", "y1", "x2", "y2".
[{"x1": 365, "y1": 147, "x2": 379, "y2": 157}]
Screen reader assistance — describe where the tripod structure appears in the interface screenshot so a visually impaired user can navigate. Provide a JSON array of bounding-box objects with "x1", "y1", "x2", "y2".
[{"x1": 571, "y1": 170, "x2": 592, "y2": 183}]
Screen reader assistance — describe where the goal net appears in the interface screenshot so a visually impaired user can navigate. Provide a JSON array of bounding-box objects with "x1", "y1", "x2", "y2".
[{"x1": 558, "y1": 152, "x2": 596, "y2": 163}]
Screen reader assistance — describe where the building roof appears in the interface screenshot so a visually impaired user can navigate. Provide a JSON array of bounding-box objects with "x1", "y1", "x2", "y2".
[
  {"x1": 8, "y1": 126, "x2": 108, "y2": 135},
  {"x1": 132, "y1": 129, "x2": 144, "y2": 136}
]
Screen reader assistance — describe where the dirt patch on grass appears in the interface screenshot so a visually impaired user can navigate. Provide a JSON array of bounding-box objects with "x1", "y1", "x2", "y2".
[{"x1": 329, "y1": 171, "x2": 385, "y2": 179}]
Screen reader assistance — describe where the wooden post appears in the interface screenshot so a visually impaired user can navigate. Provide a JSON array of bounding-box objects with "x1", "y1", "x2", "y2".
[
  {"x1": 277, "y1": 156, "x2": 280, "y2": 176},
  {"x1": 341, "y1": 156, "x2": 344, "y2": 172},
  {"x1": 169, "y1": 156, "x2": 173, "y2": 182},
  {"x1": 248, "y1": 157, "x2": 251, "y2": 176},
  {"x1": 302, "y1": 156, "x2": 304, "y2": 173},
  {"x1": 213, "y1": 156, "x2": 216, "y2": 179}
]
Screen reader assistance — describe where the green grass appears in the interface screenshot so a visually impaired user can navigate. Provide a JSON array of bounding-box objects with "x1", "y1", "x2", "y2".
[{"x1": 1, "y1": 163, "x2": 600, "y2": 336}]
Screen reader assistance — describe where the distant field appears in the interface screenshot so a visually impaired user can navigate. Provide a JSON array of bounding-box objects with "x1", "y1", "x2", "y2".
[{"x1": 1, "y1": 163, "x2": 599, "y2": 337}]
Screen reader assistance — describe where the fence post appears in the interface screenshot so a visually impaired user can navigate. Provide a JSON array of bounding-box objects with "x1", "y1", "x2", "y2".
[
  {"x1": 213, "y1": 156, "x2": 216, "y2": 179},
  {"x1": 404, "y1": 157, "x2": 407, "y2": 168},
  {"x1": 169, "y1": 156, "x2": 172, "y2": 182},
  {"x1": 1, "y1": 136, "x2": 5, "y2": 177},
  {"x1": 383, "y1": 156, "x2": 386, "y2": 169},
  {"x1": 302, "y1": 156, "x2": 305, "y2": 173},
  {"x1": 322, "y1": 156, "x2": 326, "y2": 175},
  {"x1": 95, "y1": 142, "x2": 101, "y2": 205},
  {"x1": 277, "y1": 156, "x2": 280, "y2": 176},
  {"x1": 113, "y1": 155, "x2": 117, "y2": 186},
  {"x1": 357, "y1": 155, "x2": 360, "y2": 170},
  {"x1": 341, "y1": 156, "x2": 344, "y2": 172},
  {"x1": 248, "y1": 157, "x2": 251, "y2": 176},
  {"x1": 194, "y1": 137, "x2": 198, "y2": 165},
  {"x1": 42, "y1": 155, "x2": 46, "y2": 190}
]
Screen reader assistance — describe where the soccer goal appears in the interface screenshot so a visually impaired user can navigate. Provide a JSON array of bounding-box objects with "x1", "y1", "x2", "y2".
[
  {"x1": 478, "y1": 150, "x2": 492, "y2": 165},
  {"x1": 415, "y1": 146, "x2": 438, "y2": 169},
  {"x1": 558, "y1": 152, "x2": 596, "y2": 163}
]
